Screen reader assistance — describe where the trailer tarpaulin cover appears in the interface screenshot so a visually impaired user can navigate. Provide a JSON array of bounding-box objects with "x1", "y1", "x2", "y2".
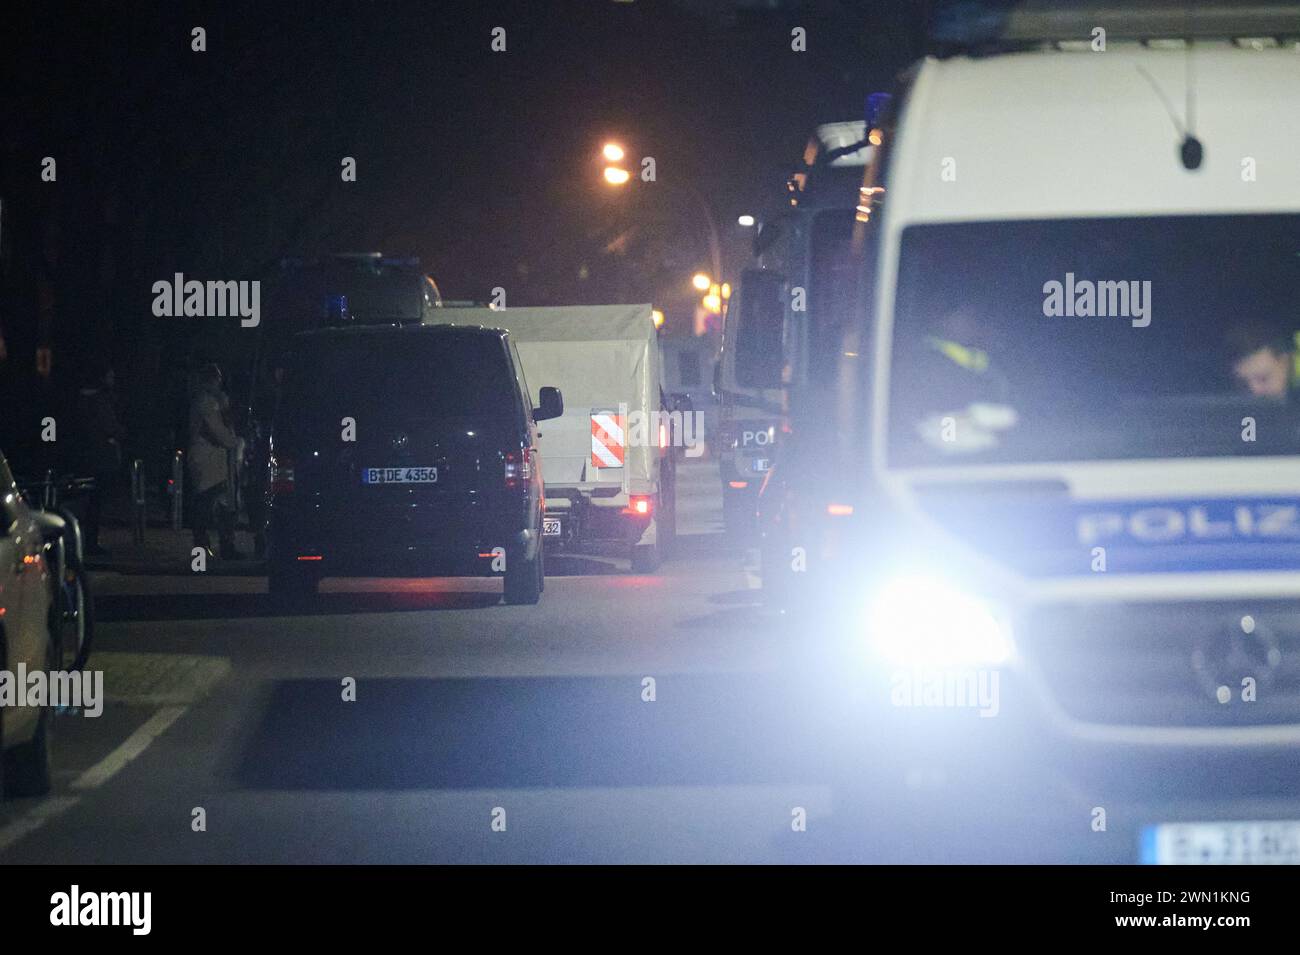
[{"x1": 426, "y1": 305, "x2": 660, "y2": 491}]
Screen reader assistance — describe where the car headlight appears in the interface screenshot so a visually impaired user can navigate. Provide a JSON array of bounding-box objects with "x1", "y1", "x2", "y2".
[{"x1": 865, "y1": 575, "x2": 1014, "y2": 667}]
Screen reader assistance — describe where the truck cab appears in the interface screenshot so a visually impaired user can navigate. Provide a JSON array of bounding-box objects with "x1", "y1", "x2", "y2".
[{"x1": 719, "y1": 120, "x2": 874, "y2": 543}]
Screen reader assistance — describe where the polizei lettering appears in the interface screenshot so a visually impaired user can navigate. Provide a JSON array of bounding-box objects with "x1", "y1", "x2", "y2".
[{"x1": 1077, "y1": 503, "x2": 1300, "y2": 545}]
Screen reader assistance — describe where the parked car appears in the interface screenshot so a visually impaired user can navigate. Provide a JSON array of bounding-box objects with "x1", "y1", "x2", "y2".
[
  {"x1": 265, "y1": 324, "x2": 563, "y2": 604},
  {"x1": 0, "y1": 449, "x2": 76, "y2": 797}
]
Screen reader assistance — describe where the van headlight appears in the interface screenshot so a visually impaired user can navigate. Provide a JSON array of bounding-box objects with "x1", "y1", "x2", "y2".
[{"x1": 865, "y1": 575, "x2": 1014, "y2": 667}]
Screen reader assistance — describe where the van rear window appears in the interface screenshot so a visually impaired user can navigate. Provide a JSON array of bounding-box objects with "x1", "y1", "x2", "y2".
[{"x1": 278, "y1": 335, "x2": 517, "y2": 422}]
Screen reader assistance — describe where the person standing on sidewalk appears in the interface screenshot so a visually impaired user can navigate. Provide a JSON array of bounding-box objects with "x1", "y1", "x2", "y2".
[{"x1": 188, "y1": 364, "x2": 245, "y2": 560}]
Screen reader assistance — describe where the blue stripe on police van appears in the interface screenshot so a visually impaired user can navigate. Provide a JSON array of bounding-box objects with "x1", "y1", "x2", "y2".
[{"x1": 913, "y1": 496, "x2": 1300, "y2": 576}]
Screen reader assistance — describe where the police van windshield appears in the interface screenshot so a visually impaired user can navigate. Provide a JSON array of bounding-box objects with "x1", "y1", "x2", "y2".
[{"x1": 887, "y1": 214, "x2": 1300, "y2": 467}]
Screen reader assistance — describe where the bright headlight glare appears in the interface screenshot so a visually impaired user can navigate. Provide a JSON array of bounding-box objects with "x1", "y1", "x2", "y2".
[{"x1": 865, "y1": 576, "x2": 1014, "y2": 667}]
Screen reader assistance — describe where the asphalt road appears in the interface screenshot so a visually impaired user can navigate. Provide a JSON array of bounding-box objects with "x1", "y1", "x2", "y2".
[{"x1": 0, "y1": 459, "x2": 1265, "y2": 864}]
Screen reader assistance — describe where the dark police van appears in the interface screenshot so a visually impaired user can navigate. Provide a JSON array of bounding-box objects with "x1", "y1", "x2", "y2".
[{"x1": 266, "y1": 324, "x2": 563, "y2": 605}]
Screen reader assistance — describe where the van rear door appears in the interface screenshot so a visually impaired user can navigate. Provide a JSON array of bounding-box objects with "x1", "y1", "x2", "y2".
[{"x1": 277, "y1": 331, "x2": 522, "y2": 534}]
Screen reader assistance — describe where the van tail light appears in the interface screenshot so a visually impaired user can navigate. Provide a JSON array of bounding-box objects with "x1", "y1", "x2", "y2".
[
  {"x1": 623, "y1": 494, "x2": 653, "y2": 517},
  {"x1": 504, "y1": 449, "x2": 533, "y2": 489},
  {"x1": 270, "y1": 454, "x2": 296, "y2": 496}
]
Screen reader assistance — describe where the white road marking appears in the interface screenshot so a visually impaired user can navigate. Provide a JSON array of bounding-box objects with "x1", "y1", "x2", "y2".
[
  {"x1": 71, "y1": 705, "x2": 187, "y2": 791},
  {"x1": 0, "y1": 796, "x2": 80, "y2": 855},
  {"x1": 0, "y1": 705, "x2": 187, "y2": 855}
]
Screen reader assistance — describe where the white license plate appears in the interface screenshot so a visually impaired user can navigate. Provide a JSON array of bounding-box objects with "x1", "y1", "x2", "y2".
[
  {"x1": 542, "y1": 517, "x2": 562, "y2": 537},
  {"x1": 362, "y1": 467, "x2": 438, "y2": 485},
  {"x1": 1140, "y1": 820, "x2": 1300, "y2": 864},
  {"x1": 753, "y1": 459, "x2": 771, "y2": 472}
]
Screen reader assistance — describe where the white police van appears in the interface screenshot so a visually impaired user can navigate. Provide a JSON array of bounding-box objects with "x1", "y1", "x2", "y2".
[{"x1": 846, "y1": 3, "x2": 1300, "y2": 863}]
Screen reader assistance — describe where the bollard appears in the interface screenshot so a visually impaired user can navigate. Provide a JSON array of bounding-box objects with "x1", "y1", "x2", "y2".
[
  {"x1": 131, "y1": 458, "x2": 146, "y2": 544},
  {"x1": 171, "y1": 450, "x2": 185, "y2": 530},
  {"x1": 43, "y1": 467, "x2": 57, "y2": 509}
]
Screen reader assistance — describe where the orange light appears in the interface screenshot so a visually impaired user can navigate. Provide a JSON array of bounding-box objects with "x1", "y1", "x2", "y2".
[
  {"x1": 296, "y1": 555, "x2": 323, "y2": 561},
  {"x1": 623, "y1": 495, "x2": 653, "y2": 516},
  {"x1": 477, "y1": 552, "x2": 495, "y2": 558},
  {"x1": 652, "y1": 308, "x2": 665, "y2": 329},
  {"x1": 826, "y1": 503, "x2": 854, "y2": 517},
  {"x1": 603, "y1": 166, "x2": 630, "y2": 185},
  {"x1": 602, "y1": 142, "x2": 625, "y2": 162},
  {"x1": 691, "y1": 273, "x2": 711, "y2": 291},
  {"x1": 728, "y1": 481, "x2": 749, "y2": 489}
]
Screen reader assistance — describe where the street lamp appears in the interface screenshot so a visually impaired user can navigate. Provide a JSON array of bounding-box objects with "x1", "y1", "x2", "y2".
[
  {"x1": 602, "y1": 142, "x2": 625, "y2": 162},
  {"x1": 737, "y1": 215, "x2": 755, "y2": 227},
  {"x1": 691, "y1": 272, "x2": 711, "y2": 292},
  {"x1": 603, "y1": 166, "x2": 631, "y2": 185}
]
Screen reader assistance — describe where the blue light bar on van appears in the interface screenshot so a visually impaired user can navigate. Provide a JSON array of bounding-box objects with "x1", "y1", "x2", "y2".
[
  {"x1": 322, "y1": 294, "x2": 350, "y2": 323},
  {"x1": 865, "y1": 92, "x2": 891, "y2": 131}
]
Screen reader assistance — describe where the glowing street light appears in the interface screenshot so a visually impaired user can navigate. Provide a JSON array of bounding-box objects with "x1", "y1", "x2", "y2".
[
  {"x1": 737, "y1": 215, "x2": 755, "y2": 227},
  {"x1": 652, "y1": 308, "x2": 665, "y2": 329},
  {"x1": 602, "y1": 142, "x2": 625, "y2": 162},
  {"x1": 603, "y1": 166, "x2": 631, "y2": 185},
  {"x1": 691, "y1": 272, "x2": 711, "y2": 291}
]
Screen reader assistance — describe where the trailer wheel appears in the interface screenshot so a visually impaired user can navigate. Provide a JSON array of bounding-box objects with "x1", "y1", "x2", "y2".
[{"x1": 630, "y1": 540, "x2": 661, "y2": 573}]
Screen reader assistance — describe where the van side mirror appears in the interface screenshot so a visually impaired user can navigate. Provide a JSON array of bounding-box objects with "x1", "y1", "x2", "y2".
[
  {"x1": 535, "y1": 386, "x2": 564, "y2": 422},
  {"x1": 734, "y1": 269, "x2": 786, "y2": 389}
]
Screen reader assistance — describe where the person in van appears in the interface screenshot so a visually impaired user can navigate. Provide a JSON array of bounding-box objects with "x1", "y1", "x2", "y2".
[
  {"x1": 1225, "y1": 322, "x2": 1299, "y2": 400},
  {"x1": 916, "y1": 305, "x2": 1011, "y2": 412}
]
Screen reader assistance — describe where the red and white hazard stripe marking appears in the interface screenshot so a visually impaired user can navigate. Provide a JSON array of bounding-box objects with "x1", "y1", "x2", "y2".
[{"x1": 591, "y1": 413, "x2": 625, "y2": 468}]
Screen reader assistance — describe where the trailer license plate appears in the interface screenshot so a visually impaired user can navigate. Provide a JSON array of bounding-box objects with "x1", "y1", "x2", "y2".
[{"x1": 363, "y1": 467, "x2": 438, "y2": 484}]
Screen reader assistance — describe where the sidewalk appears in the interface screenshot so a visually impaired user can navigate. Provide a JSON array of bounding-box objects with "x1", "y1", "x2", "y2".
[
  {"x1": 87, "y1": 523, "x2": 263, "y2": 576},
  {"x1": 86, "y1": 458, "x2": 721, "y2": 575}
]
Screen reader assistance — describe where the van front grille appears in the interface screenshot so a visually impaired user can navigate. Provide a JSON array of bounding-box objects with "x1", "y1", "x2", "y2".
[{"x1": 1018, "y1": 601, "x2": 1300, "y2": 728}]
